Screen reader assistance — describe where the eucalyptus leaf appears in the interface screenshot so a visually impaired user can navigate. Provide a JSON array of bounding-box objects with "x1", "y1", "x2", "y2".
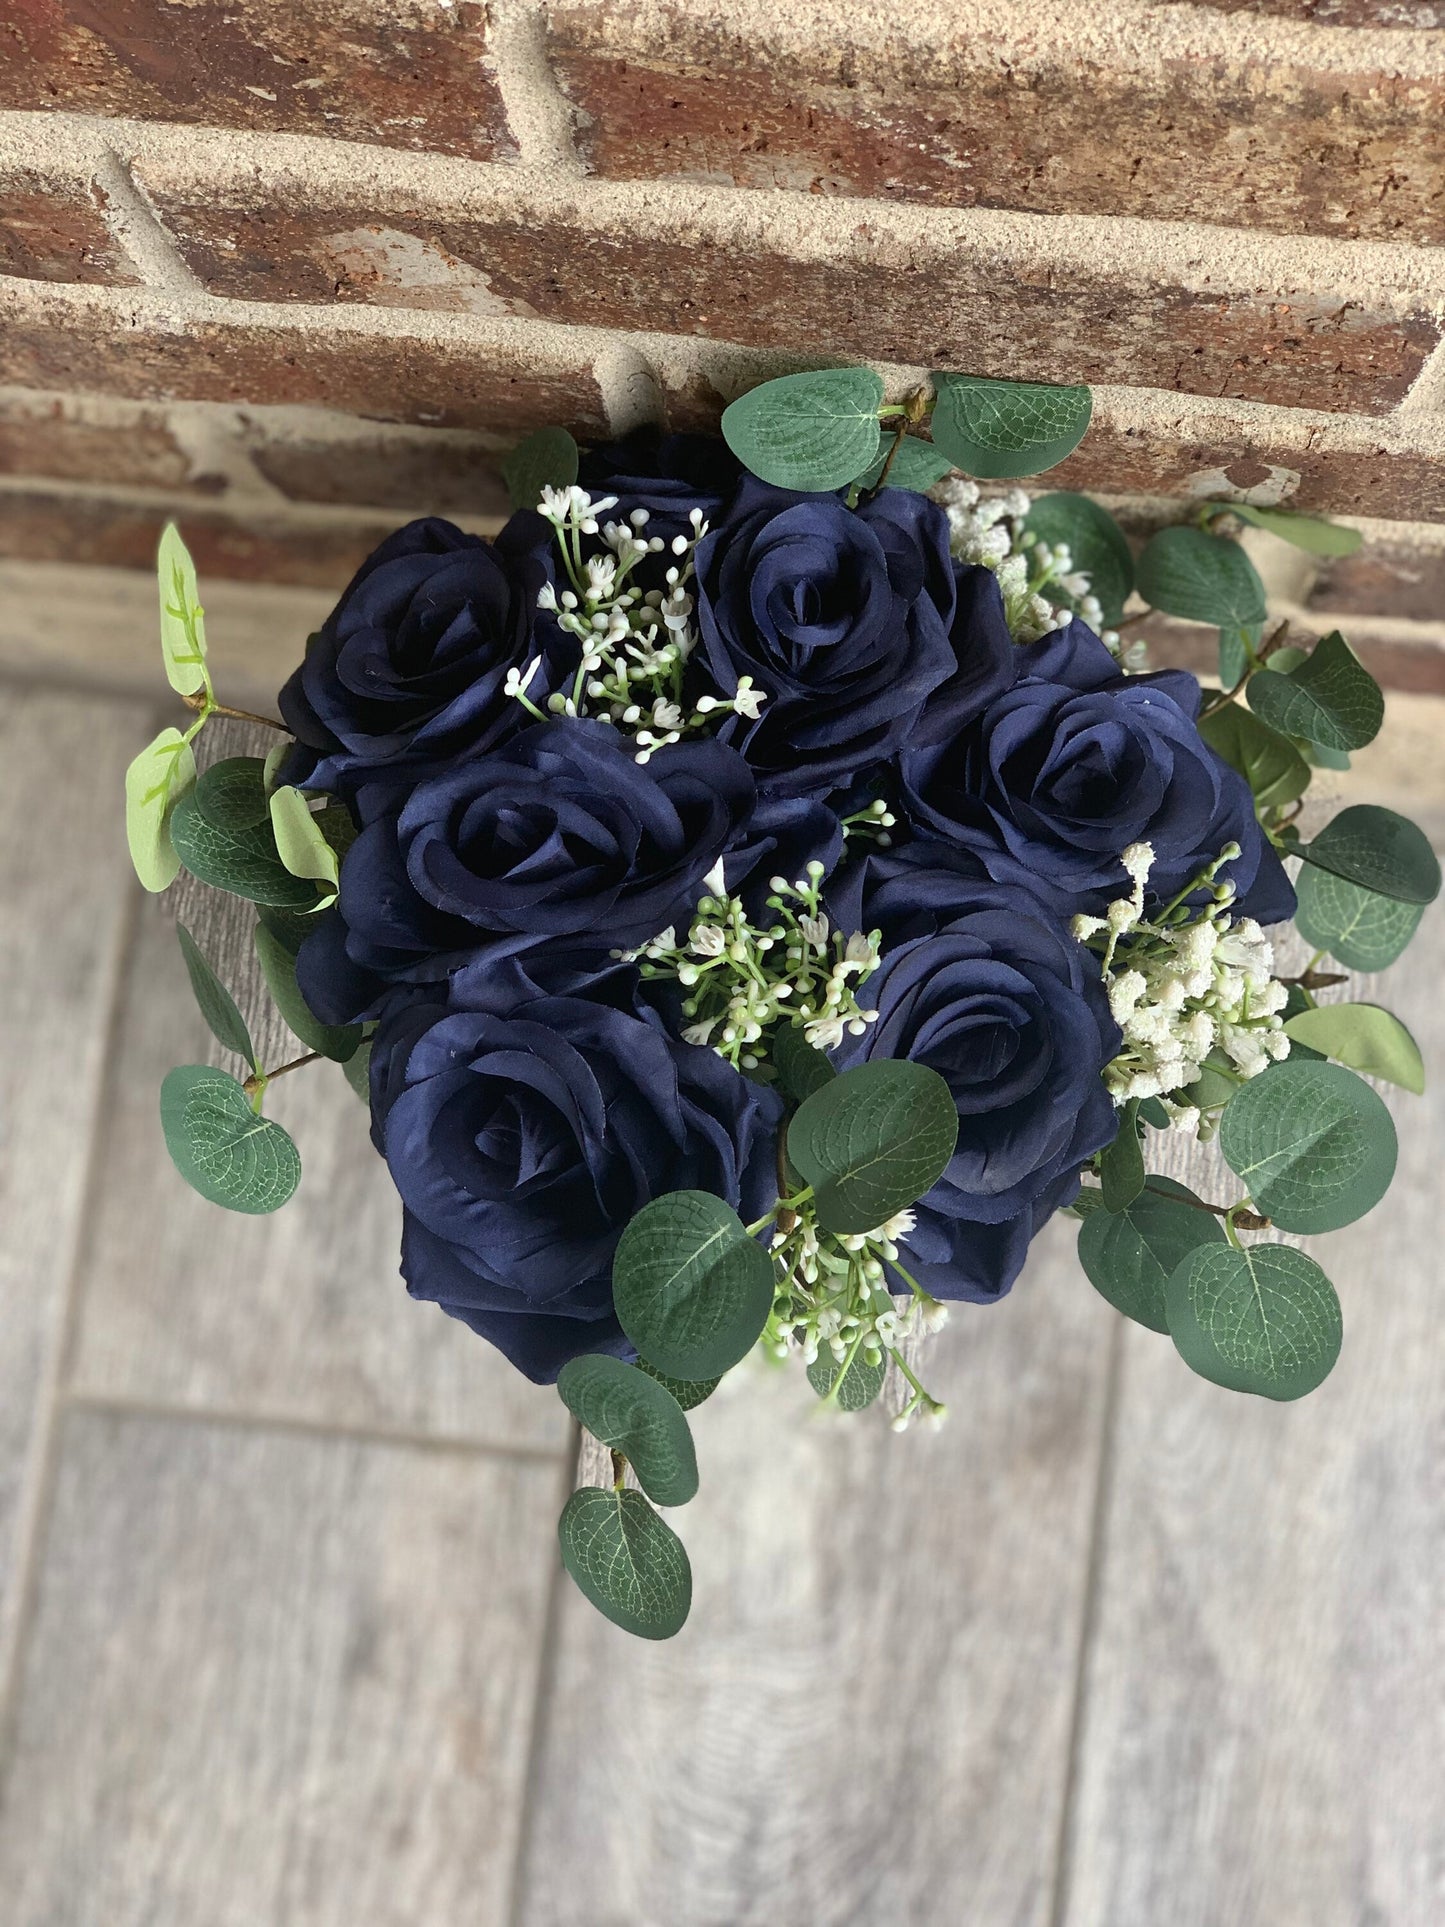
[
  {"x1": 806, "y1": 1348, "x2": 886, "y2": 1411},
  {"x1": 929, "y1": 374, "x2": 1092, "y2": 480},
  {"x1": 124, "y1": 726, "x2": 197, "y2": 893},
  {"x1": 1166, "y1": 1243, "x2": 1342, "y2": 1401},
  {"x1": 1218, "y1": 1059, "x2": 1397, "y2": 1233},
  {"x1": 1293, "y1": 864, "x2": 1425, "y2": 972},
  {"x1": 773, "y1": 1023, "x2": 837, "y2": 1103},
  {"x1": 558, "y1": 1487, "x2": 691, "y2": 1640},
  {"x1": 501, "y1": 427, "x2": 579, "y2": 511},
  {"x1": 156, "y1": 522, "x2": 208, "y2": 696},
  {"x1": 1205, "y1": 502, "x2": 1363, "y2": 558},
  {"x1": 1078, "y1": 1177, "x2": 1227, "y2": 1332},
  {"x1": 1283, "y1": 1002, "x2": 1424, "y2": 1094},
  {"x1": 170, "y1": 791, "x2": 320, "y2": 908},
  {"x1": 557, "y1": 1356, "x2": 699, "y2": 1507},
  {"x1": 722, "y1": 368, "x2": 885, "y2": 492},
  {"x1": 635, "y1": 1361, "x2": 721, "y2": 1412},
  {"x1": 612, "y1": 1191, "x2": 775, "y2": 1380},
  {"x1": 159, "y1": 1065, "x2": 301, "y2": 1214},
  {"x1": 269, "y1": 787, "x2": 340, "y2": 902},
  {"x1": 1217, "y1": 623, "x2": 1260, "y2": 690},
  {"x1": 1299, "y1": 805, "x2": 1441, "y2": 906},
  {"x1": 851, "y1": 434, "x2": 956, "y2": 494},
  {"x1": 1098, "y1": 1100, "x2": 1145, "y2": 1212},
  {"x1": 1246, "y1": 631, "x2": 1383, "y2": 753},
  {"x1": 195, "y1": 756, "x2": 271, "y2": 831},
  {"x1": 1199, "y1": 702, "x2": 1310, "y2": 811},
  {"x1": 254, "y1": 922, "x2": 362, "y2": 1062},
  {"x1": 177, "y1": 924, "x2": 255, "y2": 1067},
  {"x1": 1136, "y1": 526, "x2": 1267, "y2": 631},
  {"x1": 1022, "y1": 492, "x2": 1134, "y2": 627},
  {"x1": 341, "y1": 1038, "x2": 372, "y2": 1102},
  {"x1": 787, "y1": 1059, "x2": 959, "y2": 1235}
]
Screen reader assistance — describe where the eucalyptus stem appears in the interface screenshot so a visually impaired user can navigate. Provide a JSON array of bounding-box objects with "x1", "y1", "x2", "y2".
[
  {"x1": 182, "y1": 690, "x2": 290, "y2": 734},
  {"x1": 1142, "y1": 1179, "x2": 1269, "y2": 1231},
  {"x1": 242, "y1": 1050, "x2": 321, "y2": 1100}
]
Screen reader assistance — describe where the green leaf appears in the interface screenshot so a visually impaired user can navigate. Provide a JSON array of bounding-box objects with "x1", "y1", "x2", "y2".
[
  {"x1": 170, "y1": 790, "x2": 320, "y2": 908},
  {"x1": 806, "y1": 1348, "x2": 886, "y2": 1411},
  {"x1": 786, "y1": 1059, "x2": 959, "y2": 1235},
  {"x1": 1098, "y1": 1099, "x2": 1145, "y2": 1213},
  {"x1": 929, "y1": 374, "x2": 1092, "y2": 480},
  {"x1": 635, "y1": 1361, "x2": 721, "y2": 1412},
  {"x1": 1246, "y1": 631, "x2": 1383, "y2": 753},
  {"x1": 254, "y1": 922, "x2": 362, "y2": 1062},
  {"x1": 1199, "y1": 702, "x2": 1310, "y2": 811},
  {"x1": 851, "y1": 434, "x2": 956, "y2": 494},
  {"x1": 1293, "y1": 864, "x2": 1425, "y2": 972},
  {"x1": 1205, "y1": 502, "x2": 1363, "y2": 558},
  {"x1": 1217, "y1": 622, "x2": 1260, "y2": 690},
  {"x1": 773, "y1": 1023, "x2": 837, "y2": 1104},
  {"x1": 256, "y1": 902, "x2": 315, "y2": 957},
  {"x1": 558, "y1": 1487, "x2": 691, "y2": 1640},
  {"x1": 1299, "y1": 805, "x2": 1441, "y2": 906},
  {"x1": 194, "y1": 755, "x2": 271, "y2": 831},
  {"x1": 1218, "y1": 1059, "x2": 1397, "y2": 1233},
  {"x1": 501, "y1": 427, "x2": 580, "y2": 511},
  {"x1": 341, "y1": 1038, "x2": 372, "y2": 1102},
  {"x1": 269, "y1": 787, "x2": 340, "y2": 903},
  {"x1": 1178, "y1": 1052, "x2": 1242, "y2": 1113},
  {"x1": 1283, "y1": 1002, "x2": 1424, "y2": 1095},
  {"x1": 124, "y1": 726, "x2": 197, "y2": 893},
  {"x1": 1022, "y1": 493, "x2": 1134, "y2": 627},
  {"x1": 159, "y1": 1065, "x2": 301, "y2": 1214},
  {"x1": 1135, "y1": 526, "x2": 1267, "y2": 631},
  {"x1": 1078, "y1": 1177, "x2": 1227, "y2": 1332},
  {"x1": 156, "y1": 522, "x2": 208, "y2": 697},
  {"x1": 1166, "y1": 1243, "x2": 1342, "y2": 1401},
  {"x1": 176, "y1": 923, "x2": 255, "y2": 1067},
  {"x1": 557, "y1": 1356, "x2": 699, "y2": 1507},
  {"x1": 612, "y1": 1191, "x2": 775, "y2": 1380},
  {"x1": 721, "y1": 368, "x2": 885, "y2": 492}
]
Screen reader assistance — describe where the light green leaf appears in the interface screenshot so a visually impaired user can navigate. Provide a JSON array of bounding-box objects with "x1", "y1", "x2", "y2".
[
  {"x1": 1293, "y1": 864, "x2": 1425, "y2": 972},
  {"x1": 1166, "y1": 1243, "x2": 1342, "y2": 1400},
  {"x1": 263, "y1": 742, "x2": 290, "y2": 792},
  {"x1": 157, "y1": 522, "x2": 208, "y2": 697},
  {"x1": 124, "y1": 726, "x2": 197, "y2": 893},
  {"x1": 170, "y1": 790, "x2": 320, "y2": 908},
  {"x1": 612, "y1": 1191, "x2": 775, "y2": 1380},
  {"x1": 557, "y1": 1356, "x2": 699, "y2": 1507},
  {"x1": 269, "y1": 786, "x2": 340, "y2": 903},
  {"x1": 159, "y1": 1065, "x2": 301, "y2": 1214},
  {"x1": 773, "y1": 1023, "x2": 837, "y2": 1104},
  {"x1": 1078, "y1": 1177, "x2": 1227, "y2": 1333},
  {"x1": 1199, "y1": 701, "x2": 1310, "y2": 811},
  {"x1": 558, "y1": 1487, "x2": 691, "y2": 1640},
  {"x1": 1098, "y1": 1099, "x2": 1145, "y2": 1213},
  {"x1": 177, "y1": 924, "x2": 255, "y2": 1067},
  {"x1": 930, "y1": 373, "x2": 1092, "y2": 480},
  {"x1": 195, "y1": 755, "x2": 271, "y2": 831},
  {"x1": 1247, "y1": 631, "x2": 1383, "y2": 753},
  {"x1": 1022, "y1": 492, "x2": 1134, "y2": 627},
  {"x1": 254, "y1": 923, "x2": 362, "y2": 1062},
  {"x1": 1300, "y1": 805, "x2": 1441, "y2": 906},
  {"x1": 635, "y1": 1361, "x2": 721, "y2": 1412},
  {"x1": 1218, "y1": 1059, "x2": 1397, "y2": 1233},
  {"x1": 806, "y1": 1348, "x2": 886, "y2": 1411},
  {"x1": 501, "y1": 426, "x2": 580, "y2": 511},
  {"x1": 1283, "y1": 1003, "x2": 1424, "y2": 1095},
  {"x1": 1205, "y1": 502, "x2": 1363, "y2": 558},
  {"x1": 787, "y1": 1060, "x2": 959, "y2": 1235},
  {"x1": 722, "y1": 368, "x2": 885, "y2": 492},
  {"x1": 851, "y1": 434, "x2": 956, "y2": 494},
  {"x1": 1136, "y1": 526, "x2": 1267, "y2": 631}
]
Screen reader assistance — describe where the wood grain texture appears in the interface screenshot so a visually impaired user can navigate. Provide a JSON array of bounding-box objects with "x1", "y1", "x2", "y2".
[
  {"x1": 0, "y1": 685, "x2": 145, "y2": 1685},
  {"x1": 1059, "y1": 923, "x2": 1445, "y2": 1927},
  {"x1": 520, "y1": 1217, "x2": 1119, "y2": 1927},
  {"x1": 0, "y1": 1407, "x2": 563, "y2": 1927}
]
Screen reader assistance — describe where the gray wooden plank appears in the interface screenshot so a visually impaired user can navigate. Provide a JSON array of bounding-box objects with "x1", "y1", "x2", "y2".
[
  {"x1": 0, "y1": 1406, "x2": 563, "y2": 1927},
  {"x1": 1060, "y1": 922, "x2": 1445, "y2": 1927},
  {"x1": 0, "y1": 684, "x2": 145, "y2": 1687},
  {"x1": 517, "y1": 1217, "x2": 1119, "y2": 1927},
  {"x1": 68, "y1": 896, "x2": 570, "y2": 1451}
]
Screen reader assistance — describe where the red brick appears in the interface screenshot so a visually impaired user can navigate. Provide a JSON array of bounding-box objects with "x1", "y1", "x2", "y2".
[
  {"x1": 0, "y1": 391, "x2": 217, "y2": 490},
  {"x1": 0, "y1": 169, "x2": 135, "y2": 285},
  {"x1": 1306, "y1": 539, "x2": 1445, "y2": 623},
  {"x1": 139, "y1": 186, "x2": 1439, "y2": 417},
  {"x1": 1137, "y1": 612, "x2": 1445, "y2": 697},
  {"x1": 0, "y1": 0, "x2": 510, "y2": 161},
  {"x1": 547, "y1": 3, "x2": 1445, "y2": 244},
  {"x1": 0, "y1": 291, "x2": 611, "y2": 437},
  {"x1": 243, "y1": 423, "x2": 511, "y2": 521}
]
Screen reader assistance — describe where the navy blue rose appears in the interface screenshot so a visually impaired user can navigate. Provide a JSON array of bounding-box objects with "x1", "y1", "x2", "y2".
[
  {"x1": 279, "y1": 518, "x2": 538, "y2": 805},
  {"x1": 691, "y1": 478, "x2": 1014, "y2": 799},
  {"x1": 829, "y1": 852, "x2": 1120, "y2": 1303},
  {"x1": 372, "y1": 994, "x2": 783, "y2": 1381},
  {"x1": 900, "y1": 619, "x2": 1295, "y2": 924}
]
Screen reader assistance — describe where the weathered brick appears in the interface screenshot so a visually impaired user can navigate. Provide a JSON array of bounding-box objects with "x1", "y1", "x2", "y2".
[
  {"x1": 1137, "y1": 611, "x2": 1445, "y2": 696},
  {"x1": 0, "y1": 0, "x2": 510, "y2": 160},
  {"x1": 0, "y1": 390, "x2": 216, "y2": 490},
  {"x1": 1307, "y1": 537, "x2": 1445, "y2": 622},
  {"x1": 0, "y1": 169, "x2": 135, "y2": 285},
  {"x1": 0, "y1": 290, "x2": 610, "y2": 436},
  {"x1": 243, "y1": 421, "x2": 511, "y2": 520},
  {"x1": 139, "y1": 184, "x2": 1439, "y2": 417},
  {"x1": 546, "y1": 2, "x2": 1445, "y2": 244}
]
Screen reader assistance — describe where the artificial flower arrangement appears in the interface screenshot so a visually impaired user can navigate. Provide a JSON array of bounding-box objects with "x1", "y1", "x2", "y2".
[{"x1": 125, "y1": 367, "x2": 1437, "y2": 1640}]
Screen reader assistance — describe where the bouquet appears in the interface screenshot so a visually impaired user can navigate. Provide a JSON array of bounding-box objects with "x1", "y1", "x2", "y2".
[{"x1": 125, "y1": 367, "x2": 1437, "y2": 1640}]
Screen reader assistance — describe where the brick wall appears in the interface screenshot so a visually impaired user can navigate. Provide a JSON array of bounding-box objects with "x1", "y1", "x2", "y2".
[{"x1": 1, "y1": 0, "x2": 1443, "y2": 686}]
